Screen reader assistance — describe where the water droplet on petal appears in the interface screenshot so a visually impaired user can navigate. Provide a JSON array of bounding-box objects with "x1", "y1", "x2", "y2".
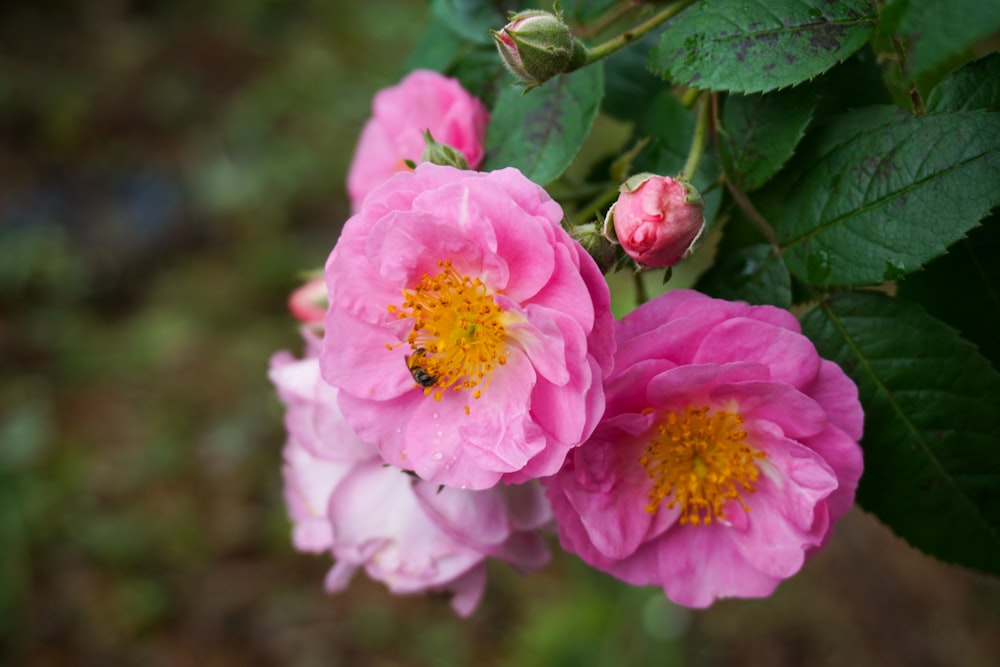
[{"x1": 432, "y1": 451, "x2": 443, "y2": 461}]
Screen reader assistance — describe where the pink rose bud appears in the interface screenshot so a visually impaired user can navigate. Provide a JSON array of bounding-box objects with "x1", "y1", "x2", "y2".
[
  {"x1": 288, "y1": 277, "x2": 328, "y2": 325},
  {"x1": 492, "y1": 9, "x2": 586, "y2": 90},
  {"x1": 604, "y1": 173, "x2": 705, "y2": 268}
]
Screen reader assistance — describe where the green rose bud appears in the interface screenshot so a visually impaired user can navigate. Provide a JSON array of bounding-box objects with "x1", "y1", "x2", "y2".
[{"x1": 492, "y1": 9, "x2": 586, "y2": 90}]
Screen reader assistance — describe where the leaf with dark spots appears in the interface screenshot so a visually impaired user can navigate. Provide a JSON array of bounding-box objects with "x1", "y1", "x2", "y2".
[
  {"x1": 765, "y1": 110, "x2": 1000, "y2": 287},
  {"x1": 649, "y1": 0, "x2": 876, "y2": 93}
]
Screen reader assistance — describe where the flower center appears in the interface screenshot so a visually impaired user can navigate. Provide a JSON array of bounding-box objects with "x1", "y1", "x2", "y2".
[
  {"x1": 638, "y1": 406, "x2": 765, "y2": 526},
  {"x1": 388, "y1": 260, "x2": 507, "y2": 402}
]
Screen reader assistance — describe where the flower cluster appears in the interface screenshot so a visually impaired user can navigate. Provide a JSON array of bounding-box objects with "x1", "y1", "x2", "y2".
[{"x1": 269, "y1": 69, "x2": 864, "y2": 615}]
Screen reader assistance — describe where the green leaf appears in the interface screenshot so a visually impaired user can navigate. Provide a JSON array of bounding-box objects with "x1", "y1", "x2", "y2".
[
  {"x1": 810, "y1": 48, "x2": 894, "y2": 123},
  {"x1": 429, "y1": 0, "x2": 504, "y2": 45},
  {"x1": 886, "y1": 0, "x2": 1000, "y2": 80},
  {"x1": 770, "y1": 110, "x2": 1000, "y2": 286},
  {"x1": 801, "y1": 290, "x2": 1000, "y2": 575},
  {"x1": 483, "y1": 64, "x2": 604, "y2": 185},
  {"x1": 697, "y1": 243, "x2": 792, "y2": 307},
  {"x1": 720, "y1": 87, "x2": 819, "y2": 191},
  {"x1": 926, "y1": 53, "x2": 1000, "y2": 113},
  {"x1": 406, "y1": 16, "x2": 469, "y2": 72},
  {"x1": 561, "y1": 0, "x2": 620, "y2": 24},
  {"x1": 649, "y1": 0, "x2": 877, "y2": 93},
  {"x1": 449, "y1": 46, "x2": 510, "y2": 108},
  {"x1": 898, "y1": 212, "x2": 1000, "y2": 371},
  {"x1": 602, "y1": 34, "x2": 668, "y2": 123}
]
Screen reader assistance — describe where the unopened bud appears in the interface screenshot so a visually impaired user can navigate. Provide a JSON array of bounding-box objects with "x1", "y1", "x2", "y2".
[
  {"x1": 567, "y1": 221, "x2": 617, "y2": 273},
  {"x1": 492, "y1": 10, "x2": 586, "y2": 90},
  {"x1": 288, "y1": 276, "x2": 328, "y2": 326},
  {"x1": 419, "y1": 130, "x2": 471, "y2": 170},
  {"x1": 604, "y1": 173, "x2": 705, "y2": 268}
]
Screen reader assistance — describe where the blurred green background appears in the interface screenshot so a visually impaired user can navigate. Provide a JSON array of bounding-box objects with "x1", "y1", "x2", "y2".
[{"x1": 1, "y1": 1, "x2": 999, "y2": 665}]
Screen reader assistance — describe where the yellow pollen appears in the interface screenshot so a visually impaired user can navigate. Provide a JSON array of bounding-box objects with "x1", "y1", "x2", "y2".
[
  {"x1": 638, "y1": 406, "x2": 765, "y2": 526},
  {"x1": 389, "y1": 260, "x2": 507, "y2": 399}
]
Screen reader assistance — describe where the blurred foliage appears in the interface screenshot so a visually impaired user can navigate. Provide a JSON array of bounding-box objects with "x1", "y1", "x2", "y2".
[{"x1": 1, "y1": 1, "x2": 999, "y2": 665}]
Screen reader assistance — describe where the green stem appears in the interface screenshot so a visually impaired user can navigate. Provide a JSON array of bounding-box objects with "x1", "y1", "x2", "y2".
[
  {"x1": 633, "y1": 270, "x2": 649, "y2": 306},
  {"x1": 679, "y1": 86, "x2": 700, "y2": 108},
  {"x1": 574, "y1": 0, "x2": 644, "y2": 39},
  {"x1": 583, "y1": 0, "x2": 696, "y2": 65},
  {"x1": 889, "y1": 35, "x2": 926, "y2": 115},
  {"x1": 726, "y1": 181, "x2": 780, "y2": 252},
  {"x1": 569, "y1": 184, "x2": 621, "y2": 227},
  {"x1": 681, "y1": 93, "x2": 710, "y2": 182}
]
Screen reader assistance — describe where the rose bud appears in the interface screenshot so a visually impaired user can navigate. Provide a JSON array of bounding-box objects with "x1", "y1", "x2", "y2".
[
  {"x1": 288, "y1": 276, "x2": 328, "y2": 326},
  {"x1": 492, "y1": 9, "x2": 586, "y2": 90},
  {"x1": 604, "y1": 173, "x2": 706, "y2": 268}
]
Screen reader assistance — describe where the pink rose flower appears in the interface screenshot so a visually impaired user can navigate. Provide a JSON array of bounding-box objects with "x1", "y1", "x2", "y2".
[
  {"x1": 322, "y1": 163, "x2": 616, "y2": 490},
  {"x1": 604, "y1": 174, "x2": 705, "y2": 267},
  {"x1": 270, "y1": 342, "x2": 552, "y2": 616},
  {"x1": 346, "y1": 69, "x2": 489, "y2": 209},
  {"x1": 545, "y1": 290, "x2": 864, "y2": 608}
]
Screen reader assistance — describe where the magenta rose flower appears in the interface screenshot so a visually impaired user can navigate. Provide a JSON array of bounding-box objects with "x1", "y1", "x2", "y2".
[
  {"x1": 346, "y1": 69, "x2": 489, "y2": 209},
  {"x1": 270, "y1": 343, "x2": 552, "y2": 617},
  {"x1": 322, "y1": 163, "x2": 616, "y2": 490},
  {"x1": 545, "y1": 290, "x2": 864, "y2": 608},
  {"x1": 604, "y1": 173, "x2": 705, "y2": 268}
]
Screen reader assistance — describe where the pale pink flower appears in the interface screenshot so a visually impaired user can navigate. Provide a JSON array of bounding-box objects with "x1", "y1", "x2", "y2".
[
  {"x1": 545, "y1": 290, "x2": 863, "y2": 608},
  {"x1": 604, "y1": 174, "x2": 705, "y2": 268},
  {"x1": 346, "y1": 69, "x2": 489, "y2": 209},
  {"x1": 270, "y1": 342, "x2": 552, "y2": 616},
  {"x1": 322, "y1": 163, "x2": 616, "y2": 490}
]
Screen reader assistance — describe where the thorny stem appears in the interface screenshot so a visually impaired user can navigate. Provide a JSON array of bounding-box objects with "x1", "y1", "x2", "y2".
[
  {"x1": 681, "y1": 93, "x2": 710, "y2": 183},
  {"x1": 727, "y1": 182, "x2": 780, "y2": 251},
  {"x1": 887, "y1": 34, "x2": 925, "y2": 115},
  {"x1": 707, "y1": 92, "x2": 780, "y2": 250},
  {"x1": 583, "y1": 0, "x2": 696, "y2": 65}
]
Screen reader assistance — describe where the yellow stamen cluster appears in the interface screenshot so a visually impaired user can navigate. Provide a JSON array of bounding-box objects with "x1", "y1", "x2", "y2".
[
  {"x1": 387, "y1": 261, "x2": 507, "y2": 401},
  {"x1": 639, "y1": 406, "x2": 765, "y2": 526}
]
